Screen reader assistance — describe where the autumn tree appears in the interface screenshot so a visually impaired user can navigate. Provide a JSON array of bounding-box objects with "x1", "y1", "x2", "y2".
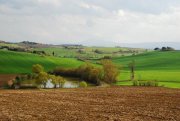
[
  {"x1": 32, "y1": 64, "x2": 44, "y2": 74},
  {"x1": 50, "y1": 75, "x2": 58, "y2": 88},
  {"x1": 36, "y1": 72, "x2": 49, "y2": 88},
  {"x1": 57, "y1": 76, "x2": 65, "y2": 88},
  {"x1": 89, "y1": 67, "x2": 103, "y2": 85},
  {"x1": 101, "y1": 60, "x2": 119, "y2": 83},
  {"x1": 78, "y1": 62, "x2": 103, "y2": 85}
]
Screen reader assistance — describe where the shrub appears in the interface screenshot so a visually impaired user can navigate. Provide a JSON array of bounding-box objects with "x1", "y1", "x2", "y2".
[
  {"x1": 133, "y1": 80, "x2": 139, "y2": 86},
  {"x1": 32, "y1": 64, "x2": 44, "y2": 74},
  {"x1": 101, "y1": 60, "x2": 119, "y2": 83},
  {"x1": 103, "y1": 56, "x2": 112, "y2": 59},
  {"x1": 154, "y1": 47, "x2": 160, "y2": 51},
  {"x1": 133, "y1": 80, "x2": 159, "y2": 87},
  {"x1": 94, "y1": 49, "x2": 103, "y2": 54},
  {"x1": 79, "y1": 81, "x2": 87, "y2": 88},
  {"x1": 161, "y1": 47, "x2": 175, "y2": 51},
  {"x1": 53, "y1": 63, "x2": 103, "y2": 86},
  {"x1": 32, "y1": 50, "x2": 46, "y2": 55}
]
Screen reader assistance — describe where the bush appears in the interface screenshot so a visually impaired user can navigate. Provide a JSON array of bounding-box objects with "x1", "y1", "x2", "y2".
[
  {"x1": 154, "y1": 47, "x2": 160, "y2": 51},
  {"x1": 79, "y1": 81, "x2": 87, "y2": 88},
  {"x1": 32, "y1": 50, "x2": 46, "y2": 55},
  {"x1": 133, "y1": 80, "x2": 139, "y2": 86},
  {"x1": 94, "y1": 49, "x2": 103, "y2": 54},
  {"x1": 161, "y1": 47, "x2": 175, "y2": 51},
  {"x1": 101, "y1": 60, "x2": 119, "y2": 83},
  {"x1": 103, "y1": 56, "x2": 112, "y2": 59},
  {"x1": 32, "y1": 64, "x2": 44, "y2": 74},
  {"x1": 133, "y1": 80, "x2": 159, "y2": 87},
  {"x1": 53, "y1": 63, "x2": 103, "y2": 86},
  {"x1": 53, "y1": 60, "x2": 119, "y2": 85}
]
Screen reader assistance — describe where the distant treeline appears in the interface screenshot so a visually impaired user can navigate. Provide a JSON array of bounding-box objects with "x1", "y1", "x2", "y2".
[
  {"x1": 52, "y1": 60, "x2": 118, "y2": 86},
  {"x1": 0, "y1": 46, "x2": 46, "y2": 55},
  {"x1": 154, "y1": 47, "x2": 175, "y2": 51},
  {"x1": 52, "y1": 64, "x2": 102, "y2": 85}
]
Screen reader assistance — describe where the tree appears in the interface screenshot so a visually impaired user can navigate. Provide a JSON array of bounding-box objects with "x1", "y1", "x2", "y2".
[
  {"x1": 50, "y1": 75, "x2": 58, "y2": 88},
  {"x1": 94, "y1": 49, "x2": 103, "y2": 54},
  {"x1": 129, "y1": 60, "x2": 135, "y2": 81},
  {"x1": 101, "y1": 60, "x2": 119, "y2": 83},
  {"x1": 89, "y1": 68, "x2": 103, "y2": 86},
  {"x1": 167, "y1": 47, "x2": 175, "y2": 51},
  {"x1": 49, "y1": 75, "x2": 65, "y2": 88},
  {"x1": 154, "y1": 47, "x2": 160, "y2": 51},
  {"x1": 161, "y1": 47, "x2": 167, "y2": 51},
  {"x1": 32, "y1": 64, "x2": 44, "y2": 74},
  {"x1": 57, "y1": 76, "x2": 65, "y2": 88},
  {"x1": 36, "y1": 72, "x2": 49, "y2": 88},
  {"x1": 52, "y1": 51, "x2": 55, "y2": 56},
  {"x1": 12, "y1": 76, "x2": 22, "y2": 89},
  {"x1": 78, "y1": 63, "x2": 103, "y2": 85}
]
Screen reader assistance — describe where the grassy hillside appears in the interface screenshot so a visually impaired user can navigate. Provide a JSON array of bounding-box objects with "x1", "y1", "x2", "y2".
[
  {"x1": 0, "y1": 50, "x2": 83, "y2": 74},
  {"x1": 113, "y1": 51, "x2": 180, "y2": 88},
  {"x1": 0, "y1": 49, "x2": 179, "y2": 88},
  {"x1": 35, "y1": 47, "x2": 147, "y2": 59},
  {"x1": 113, "y1": 51, "x2": 180, "y2": 70}
]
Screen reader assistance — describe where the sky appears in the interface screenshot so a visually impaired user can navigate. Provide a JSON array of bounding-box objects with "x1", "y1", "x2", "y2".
[{"x1": 0, "y1": 0, "x2": 180, "y2": 46}]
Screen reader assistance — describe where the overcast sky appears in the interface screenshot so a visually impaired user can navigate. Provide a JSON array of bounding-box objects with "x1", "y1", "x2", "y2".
[{"x1": 0, "y1": 0, "x2": 180, "y2": 45}]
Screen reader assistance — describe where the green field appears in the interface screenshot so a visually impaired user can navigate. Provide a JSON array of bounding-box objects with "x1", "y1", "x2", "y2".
[
  {"x1": 113, "y1": 51, "x2": 180, "y2": 88},
  {"x1": 0, "y1": 50, "x2": 83, "y2": 74},
  {"x1": 35, "y1": 47, "x2": 147, "y2": 59},
  {"x1": 0, "y1": 49, "x2": 180, "y2": 88}
]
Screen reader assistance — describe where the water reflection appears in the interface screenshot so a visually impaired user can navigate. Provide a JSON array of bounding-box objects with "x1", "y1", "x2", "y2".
[{"x1": 45, "y1": 77, "x2": 81, "y2": 88}]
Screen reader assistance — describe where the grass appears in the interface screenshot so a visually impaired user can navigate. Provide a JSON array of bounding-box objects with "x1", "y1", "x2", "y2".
[
  {"x1": 113, "y1": 51, "x2": 180, "y2": 70},
  {"x1": 35, "y1": 47, "x2": 78, "y2": 57},
  {"x1": 0, "y1": 50, "x2": 83, "y2": 74},
  {"x1": 35, "y1": 47, "x2": 147, "y2": 59},
  {"x1": 0, "y1": 49, "x2": 180, "y2": 88},
  {"x1": 114, "y1": 51, "x2": 180, "y2": 88},
  {"x1": 0, "y1": 43, "x2": 20, "y2": 47}
]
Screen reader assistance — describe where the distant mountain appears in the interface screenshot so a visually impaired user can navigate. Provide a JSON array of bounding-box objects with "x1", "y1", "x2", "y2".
[
  {"x1": 117, "y1": 42, "x2": 180, "y2": 50},
  {"x1": 0, "y1": 40, "x2": 6, "y2": 43},
  {"x1": 79, "y1": 40, "x2": 117, "y2": 47},
  {"x1": 17, "y1": 41, "x2": 53, "y2": 48},
  {"x1": 80, "y1": 40, "x2": 180, "y2": 50},
  {"x1": 1, "y1": 40, "x2": 180, "y2": 50}
]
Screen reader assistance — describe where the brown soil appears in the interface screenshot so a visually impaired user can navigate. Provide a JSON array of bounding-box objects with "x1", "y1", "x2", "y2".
[
  {"x1": 0, "y1": 74, "x2": 17, "y2": 87},
  {"x1": 0, "y1": 87, "x2": 180, "y2": 121}
]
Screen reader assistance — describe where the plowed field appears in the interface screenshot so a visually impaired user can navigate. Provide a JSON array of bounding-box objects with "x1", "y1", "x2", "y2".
[{"x1": 0, "y1": 87, "x2": 180, "y2": 121}]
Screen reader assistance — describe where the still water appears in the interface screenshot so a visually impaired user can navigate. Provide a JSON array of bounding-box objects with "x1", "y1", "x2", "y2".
[{"x1": 46, "y1": 77, "x2": 82, "y2": 88}]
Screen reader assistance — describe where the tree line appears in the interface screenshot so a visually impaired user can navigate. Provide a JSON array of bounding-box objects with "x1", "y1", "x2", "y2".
[
  {"x1": 52, "y1": 60, "x2": 119, "y2": 86},
  {"x1": 154, "y1": 47, "x2": 175, "y2": 51}
]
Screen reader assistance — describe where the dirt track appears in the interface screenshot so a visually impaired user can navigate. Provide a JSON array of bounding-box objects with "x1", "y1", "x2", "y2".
[{"x1": 0, "y1": 87, "x2": 180, "y2": 121}]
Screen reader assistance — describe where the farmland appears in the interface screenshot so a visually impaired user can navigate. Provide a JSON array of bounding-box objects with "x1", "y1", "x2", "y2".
[
  {"x1": 0, "y1": 48, "x2": 180, "y2": 88},
  {"x1": 112, "y1": 51, "x2": 180, "y2": 88},
  {"x1": 0, "y1": 87, "x2": 179, "y2": 121},
  {"x1": 35, "y1": 46, "x2": 147, "y2": 58},
  {"x1": 1, "y1": 1, "x2": 180, "y2": 121},
  {"x1": 0, "y1": 50, "x2": 83, "y2": 74}
]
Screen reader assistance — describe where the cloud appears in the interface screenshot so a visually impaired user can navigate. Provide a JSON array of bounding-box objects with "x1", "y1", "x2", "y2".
[{"x1": 0, "y1": 0, "x2": 180, "y2": 45}]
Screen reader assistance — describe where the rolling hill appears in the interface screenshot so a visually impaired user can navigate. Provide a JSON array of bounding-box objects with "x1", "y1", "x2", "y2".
[
  {"x1": 0, "y1": 49, "x2": 180, "y2": 88},
  {"x1": 0, "y1": 50, "x2": 83, "y2": 74},
  {"x1": 113, "y1": 51, "x2": 180, "y2": 88},
  {"x1": 113, "y1": 51, "x2": 180, "y2": 70}
]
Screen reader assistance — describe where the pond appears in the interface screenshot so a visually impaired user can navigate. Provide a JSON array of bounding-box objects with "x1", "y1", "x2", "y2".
[{"x1": 45, "y1": 77, "x2": 85, "y2": 88}]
